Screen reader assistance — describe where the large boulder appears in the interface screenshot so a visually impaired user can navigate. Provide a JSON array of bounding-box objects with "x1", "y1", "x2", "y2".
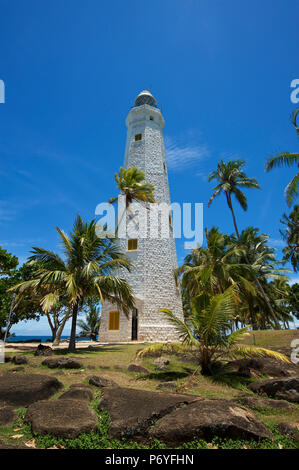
[
  {"x1": 0, "y1": 406, "x2": 16, "y2": 426},
  {"x1": 149, "y1": 399, "x2": 272, "y2": 444},
  {"x1": 25, "y1": 399, "x2": 98, "y2": 438},
  {"x1": 89, "y1": 376, "x2": 119, "y2": 388},
  {"x1": 99, "y1": 387, "x2": 199, "y2": 438},
  {"x1": 0, "y1": 374, "x2": 62, "y2": 406},
  {"x1": 249, "y1": 377, "x2": 299, "y2": 403},
  {"x1": 34, "y1": 344, "x2": 53, "y2": 357},
  {"x1": 42, "y1": 357, "x2": 83, "y2": 369}
]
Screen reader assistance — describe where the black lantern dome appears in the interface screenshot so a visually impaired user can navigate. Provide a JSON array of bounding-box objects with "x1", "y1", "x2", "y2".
[{"x1": 134, "y1": 90, "x2": 157, "y2": 108}]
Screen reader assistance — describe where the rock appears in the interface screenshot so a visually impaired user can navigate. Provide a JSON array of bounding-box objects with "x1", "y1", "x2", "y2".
[
  {"x1": 42, "y1": 357, "x2": 83, "y2": 369},
  {"x1": 149, "y1": 399, "x2": 272, "y2": 444},
  {"x1": 34, "y1": 344, "x2": 53, "y2": 357},
  {"x1": 89, "y1": 376, "x2": 119, "y2": 388},
  {"x1": 153, "y1": 357, "x2": 170, "y2": 370},
  {"x1": 0, "y1": 406, "x2": 16, "y2": 426},
  {"x1": 58, "y1": 385, "x2": 93, "y2": 402},
  {"x1": 157, "y1": 381, "x2": 177, "y2": 390},
  {"x1": 8, "y1": 367, "x2": 25, "y2": 373},
  {"x1": 276, "y1": 390, "x2": 299, "y2": 403},
  {"x1": 86, "y1": 365, "x2": 96, "y2": 370},
  {"x1": 98, "y1": 387, "x2": 199, "y2": 438},
  {"x1": 233, "y1": 396, "x2": 295, "y2": 411},
  {"x1": 237, "y1": 366, "x2": 263, "y2": 379},
  {"x1": 128, "y1": 363, "x2": 150, "y2": 374},
  {"x1": 12, "y1": 355, "x2": 28, "y2": 365},
  {"x1": 228, "y1": 358, "x2": 298, "y2": 378},
  {"x1": 25, "y1": 399, "x2": 98, "y2": 438},
  {"x1": 0, "y1": 373, "x2": 62, "y2": 406},
  {"x1": 277, "y1": 422, "x2": 299, "y2": 441},
  {"x1": 249, "y1": 377, "x2": 299, "y2": 403},
  {"x1": 4, "y1": 356, "x2": 12, "y2": 363}
]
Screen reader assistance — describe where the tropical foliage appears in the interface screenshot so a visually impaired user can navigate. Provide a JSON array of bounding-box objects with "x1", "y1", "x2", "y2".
[
  {"x1": 138, "y1": 287, "x2": 289, "y2": 375},
  {"x1": 280, "y1": 205, "x2": 299, "y2": 272},
  {"x1": 10, "y1": 214, "x2": 134, "y2": 351},
  {"x1": 78, "y1": 298, "x2": 101, "y2": 341},
  {"x1": 0, "y1": 249, "x2": 42, "y2": 339},
  {"x1": 109, "y1": 166, "x2": 155, "y2": 206},
  {"x1": 265, "y1": 108, "x2": 299, "y2": 206}
]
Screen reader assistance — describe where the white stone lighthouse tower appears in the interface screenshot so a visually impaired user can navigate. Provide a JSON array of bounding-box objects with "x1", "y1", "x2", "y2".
[{"x1": 98, "y1": 90, "x2": 184, "y2": 342}]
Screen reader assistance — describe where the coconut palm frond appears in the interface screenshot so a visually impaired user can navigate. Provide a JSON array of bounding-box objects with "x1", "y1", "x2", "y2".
[
  {"x1": 229, "y1": 345, "x2": 290, "y2": 363},
  {"x1": 285, "y1": 172, "x2": 299, "y2": 207},
  {"x1": 225, "y1": 326, "x2": 251, "y2": 347},
  {"x1": 159, "y1": 308, "x2": 197, "y2": 346},
  {"x1": 136, "y1": 343, "x2": 188, "y2": 359}
]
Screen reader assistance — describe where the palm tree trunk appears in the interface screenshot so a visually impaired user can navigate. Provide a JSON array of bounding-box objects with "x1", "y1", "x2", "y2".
[
  {"x1": 226, "y1": 193, "x2": 240, "y2": 238},
  {"x1": 226, "y1": 191, "x2": 280, "y2": 329},
  {"x1": 68, "y1": 303, "x2": 79, "y2": 352},
  {"x1": 52, "y1": 310, "x2": 72, "y2": 346}
]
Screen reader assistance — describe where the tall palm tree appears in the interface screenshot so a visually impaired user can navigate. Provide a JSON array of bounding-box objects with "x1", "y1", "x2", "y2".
[
  {"x1": 138, "y1": 287, "x2": 289, "y2": 376},
  {"x1": 280, "y1": 205, "x2": 299, "y2": 272},
  {"x1": 208, "y1": 160, "x2": 281, "y2": 325},
  {"x1": 11, "y1": 214, "x2": 134, "y2": 352},
  {"x1": 176, "y1": 227, "x2": 248, "y2": 298},
  {"x1": 109, "y1": 167, "x2": 155, "y2": 206},
  {"x1": 229, "y1": 227, "x2": 290, "y2": 329},
  {"x1": 78, "y1": 299, "x2": 101, "y2": 341},
  {"x1": 208, "y1": 160, "x2": 260, "y2": 238},
  {"x1": 265, "y1": 109, "x2": 299, "y2": 206}
]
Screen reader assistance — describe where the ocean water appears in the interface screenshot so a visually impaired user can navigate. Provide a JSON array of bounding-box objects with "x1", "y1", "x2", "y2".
[{"x1": 6, "y1": 335, "x2": 95, "y2": 343}]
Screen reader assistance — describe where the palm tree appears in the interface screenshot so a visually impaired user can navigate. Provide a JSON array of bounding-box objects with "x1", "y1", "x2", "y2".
[
  {"x1": 138, "y1": 287, "x2": 289, "y2": 375},
  {"x1": 11, "y1": 214, "x2": 134, "y2": 352},
  {"x1": 280, "y1": 205, "x2": 299, "y2": 272},
  {"x1": 109, "y1": 167, "x2": 155, "y2": 206},
  {"x1": 78, "y1": 299, "x2": 101, "y2": 341},
  {"x1": 176, "y1": 227, "x2": 249, "y2": 298},
  {"x1": 265, "y1": 109, "x2": 299, "y2": 206},
  {"x1": 229, "y1": 227, "x2": 290, "y2": 329},
  {"x1": 208, "y1": 160, "x2": 260, "y2": 238},
  {"x1": 208, "y1": 160, "x2": 281, "y2": 325}
]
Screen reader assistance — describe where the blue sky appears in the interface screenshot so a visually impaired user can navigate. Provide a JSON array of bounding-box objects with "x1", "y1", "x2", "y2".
[{"x1": 0, "y1": 0, "x2": 298, "y2": 335}]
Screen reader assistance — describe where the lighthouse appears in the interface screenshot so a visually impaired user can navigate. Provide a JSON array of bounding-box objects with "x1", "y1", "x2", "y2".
[{"x1": 98, "y1": 90, "x2": 184, "y2": 342}]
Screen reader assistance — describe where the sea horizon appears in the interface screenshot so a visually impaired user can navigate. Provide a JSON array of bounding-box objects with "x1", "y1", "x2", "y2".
[{"x1": 5, "y1": 335, "x2": 96, "y2": 342}]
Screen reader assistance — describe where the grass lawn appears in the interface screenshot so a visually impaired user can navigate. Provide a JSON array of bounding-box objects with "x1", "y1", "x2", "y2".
[{"x1": 0, "y1": 329, "x2": 298, "y2": 449}]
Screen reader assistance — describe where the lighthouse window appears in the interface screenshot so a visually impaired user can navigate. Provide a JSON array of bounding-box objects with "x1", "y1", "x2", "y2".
[
  {"x1": 163, "y1": 162, "x2": 167, "y2": 173},
  {"x1": 135, "y1": 133, "x2": 142, "y2": 141},
  {"x1": 149, "y1": 116, "x2": 154, "y2": 121},
  {"x1": 128, "y1": 238, "x2": 138, "y2": 251},
  {"x1": 109, "y1": 311, "x2": 120, "y2": 330}
]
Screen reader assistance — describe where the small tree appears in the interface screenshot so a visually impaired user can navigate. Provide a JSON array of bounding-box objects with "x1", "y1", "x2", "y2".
[
  {"x1": 138, "y1": 287, "x2": 289, "y2": 376},
  {"x1": 11, "y1": 215, "x2": 135, "y2": 352}
]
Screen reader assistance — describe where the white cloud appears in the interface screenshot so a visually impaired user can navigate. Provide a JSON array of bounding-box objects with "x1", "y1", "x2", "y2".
[
  {"x1": 165, "y1": 135, "x2": 210, "y2": 170},
  {"x1": 269, "y1": 238, "x2": 285, "y2": 247}
]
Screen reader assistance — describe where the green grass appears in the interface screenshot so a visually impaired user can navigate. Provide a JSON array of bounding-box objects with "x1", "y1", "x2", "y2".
[{"x1": 1, "y1": 329, "x2": 298, "y2": 449}]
